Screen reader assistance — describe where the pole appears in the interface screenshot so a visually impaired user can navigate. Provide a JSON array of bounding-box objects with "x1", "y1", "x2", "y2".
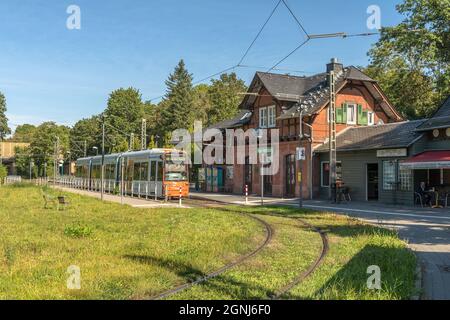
[
  {"x1": 245, "y1": 184, "x2": 248, "y2": 205},
  {"x1": 141, "y1": 119, "x2": 147, "y2": 150},
  {"x1": 328, "y1": 70, "x2": 337, "y2": 202},
  {"x1": 84, "y1": 140, "x2": 87, "y2": 157},
  {"x1": 101, "y1": 116, "x2": 105, "y2": 201},
  {"x1": 298, "y1": 106, "x2": 304, "y2": 208},
  {"x1": 179, "y1": 186, "x2": 182, "y2": 207},
  {"x1": 260, "y1": 162, "x2": 264, "y2": 206},
  {"x1": 54, "y1": 137, "x2": 59, "y2": 184},
  {"x1": 121, "y1": 157, "x2": 124, "y2": 205}
]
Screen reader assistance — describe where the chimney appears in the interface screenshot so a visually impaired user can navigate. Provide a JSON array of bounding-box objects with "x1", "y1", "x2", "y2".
[{"x1": 326, "y1": 58, "x2": 343, "y2": 74}]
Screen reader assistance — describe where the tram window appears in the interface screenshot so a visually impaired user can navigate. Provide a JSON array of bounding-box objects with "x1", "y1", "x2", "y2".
[
  {"x1": 133, "y1": 163, "x2": 141, "y2": 180},
  {"x1": 157, "y1": 162, "x2": 163, "y2": 182},
  {"x1": 150, "y1": 162, "x2": 156, "y2": 181},
  {"x1": 141, "y1": 162, "x2": 149, "y2": 181}
]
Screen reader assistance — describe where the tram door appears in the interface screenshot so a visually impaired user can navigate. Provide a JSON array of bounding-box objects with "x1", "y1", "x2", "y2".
[{"x1": 149, "y1": 159, "x2": 163, "y2": 197}]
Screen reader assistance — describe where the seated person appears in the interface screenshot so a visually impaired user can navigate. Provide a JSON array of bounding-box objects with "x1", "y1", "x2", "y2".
[{"x1": 416, "y1": 182, "x2": 432, "y2": 206}]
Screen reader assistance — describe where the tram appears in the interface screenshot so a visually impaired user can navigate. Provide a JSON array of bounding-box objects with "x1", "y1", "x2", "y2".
[{"x1": 74, "y1": 149, "x2": 189, "y2": 199}]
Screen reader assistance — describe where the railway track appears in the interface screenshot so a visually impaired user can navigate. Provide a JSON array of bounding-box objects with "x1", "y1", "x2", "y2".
[
  {"x1": 148, "y1": 212, "x2": 274, "y2": 300},
  {"x1": 147, "y1": 198, "x2": 329, "y2": 300}
]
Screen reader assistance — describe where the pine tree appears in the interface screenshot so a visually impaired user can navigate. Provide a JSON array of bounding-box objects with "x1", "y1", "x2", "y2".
[{"x1": 160, "y1": 60, "x2": 195, "y2": 137}]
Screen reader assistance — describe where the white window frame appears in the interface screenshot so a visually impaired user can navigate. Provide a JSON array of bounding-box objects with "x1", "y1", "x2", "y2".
[
  {"x1": 268, "y1": 105, "x2": 276, "y2": 128},
  {"x1": 347, "y1": 103, "x2": 357, "y2": 125},
  {"x1": 368, "y1": 111, "x2": 374, "y2": 126},
  {"x1": 259, "y1": 107, "x2": 267, "y2": 128}
]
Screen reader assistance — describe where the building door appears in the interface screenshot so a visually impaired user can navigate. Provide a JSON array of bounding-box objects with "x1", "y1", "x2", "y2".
[
  {"x1": 367, "y1": 163, "x2": 379, "y2": 201},
  {"x1": 285, "y1": 154, "x2": 296, "y2": 198},
  {"x1": 217, "y1": 167, "x2": 224, "y2": 192},
  {"x1": 244, "y1": 156, "x2": 252, "y2": 194}
]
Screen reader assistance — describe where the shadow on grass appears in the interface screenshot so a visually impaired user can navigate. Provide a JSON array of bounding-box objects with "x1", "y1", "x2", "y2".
[
  {"x1": 123, "y1": 254, "x2": 275, "y2": 299},
  {"x1": 302, "y1": 244, "x2": 416, "y2": 300},
  {"x1": 123, "y1": 255, "x2": 205, "y2": 282}
]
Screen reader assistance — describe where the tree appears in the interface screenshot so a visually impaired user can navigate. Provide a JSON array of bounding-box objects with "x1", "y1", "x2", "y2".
[
  {"x1": 192, "y1": 84, "x2": 212, "y2": 125},
  {"x1": 70, "y1": 116, "x2": 101, "y2": 159},
  {"x1": 29, "y1": 122, "x2": 70, "y2": 177},
  {"x1": 104, "y1": 88, "x2": 144, "y2": 152},
  {"x1": 12, "y1": 124, "x2": 37, "y2": 142},
  {"x1": 0, "y1": 92, "x2": 11, "y2": 140},
  {"x1": 160, "y1": 60, "x2": 195, "y2": 138},
  {"x1": 207, "y1": 73, "x2": 247, "y2": 126},
  {"x1": 367, "y1": 0, "x2": 450, "y2": 118}
]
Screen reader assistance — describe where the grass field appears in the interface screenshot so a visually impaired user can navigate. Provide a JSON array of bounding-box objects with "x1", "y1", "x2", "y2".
[{"x1": 0, "y1": 185, "x2": 417, "y2": 299}]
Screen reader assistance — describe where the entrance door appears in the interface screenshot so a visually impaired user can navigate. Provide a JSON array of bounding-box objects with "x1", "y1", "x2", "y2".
[
  {"x1": 367, "y1": 163, "x2": 379, "y2": 201},
  {"x1": 244, "y1": 157, "x2": 252, "y2": 194},
  {"x1": 285, "y1": 154, "x2": 296, "y2": 198}
]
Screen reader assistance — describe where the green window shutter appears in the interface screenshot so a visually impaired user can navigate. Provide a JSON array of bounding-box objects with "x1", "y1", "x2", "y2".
[
  {"x1": 342, "y1": 103, "x2": 347, "y2": 124},
  {"x1": 336, "y1": 107, "x2": 343, "y2": 123},
  {"x1": 357, "y1": 104, "x2": 363, "y2": 124},
  {"x1": 361, "y1": 110, "x2": 368, "y2": 125}
]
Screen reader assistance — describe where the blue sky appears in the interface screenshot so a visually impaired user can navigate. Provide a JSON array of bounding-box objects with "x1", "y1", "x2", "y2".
[{"x1": 0, "y1": 0, "x2": 404, "y2": 132}]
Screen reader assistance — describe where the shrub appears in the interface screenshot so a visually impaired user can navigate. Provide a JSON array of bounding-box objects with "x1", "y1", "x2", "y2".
[
  {"x1": 64, "y1": 224, "x2": 93, "y2": 238},
  {"x1": 0, "y1": 164, "x2": 7, "y2": 182}
]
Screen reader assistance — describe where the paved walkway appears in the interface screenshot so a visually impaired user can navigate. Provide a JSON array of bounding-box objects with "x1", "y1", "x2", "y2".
[
  {"x1": 191, "y1": 192, "x2": 450, "y2": 300},
  {"x1": 54, "y1": 187, "x2": 191, "y2": 208}
]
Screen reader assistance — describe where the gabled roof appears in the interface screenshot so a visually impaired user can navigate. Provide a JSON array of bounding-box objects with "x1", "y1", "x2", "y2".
[
  {"x1": 315, "y1": 120, "x2": 425, "y2": 153},
  {"x1": 207, "y1": 109, "x2": 252, "y2": 130},
  {"x1": 416, "y1": 96, "x2": 450, "y2": 131},
  {"x1": 240, "y1": 65, "x2": 400, "y2": 122}
]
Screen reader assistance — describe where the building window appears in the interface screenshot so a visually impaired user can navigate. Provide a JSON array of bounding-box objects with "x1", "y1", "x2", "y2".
[
  {"x1": 347, "y1": 104, "x2": 357, "y2": 124},
  {"x1": 368, "y1": 111, "x2": 374, "y2": 126},
  {"x1": 259, "y1": 108, "x2": 267, "y2": 128},
  {"x1": 268, "y1": 106, "x2": 276, "y2": 127},
  {"x1": 398, "y1": 166, "x2": 412, "y2": 191},
  {"x1": 383, "y1": 160, "x2": 397, "y2": 190},
  {"x1": 321, "y1": 161, "x2": 342, "y2": 187}
]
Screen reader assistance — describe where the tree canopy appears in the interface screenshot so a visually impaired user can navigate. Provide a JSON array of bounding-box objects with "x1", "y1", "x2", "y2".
[{"x1": 366, "y1": 0, "x2": 450, "y2": 119}]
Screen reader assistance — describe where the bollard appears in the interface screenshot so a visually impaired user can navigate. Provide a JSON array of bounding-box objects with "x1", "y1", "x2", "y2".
[
  {"x1": 245, "y1": 184, "x2": 248, "y2": 205},
  {"x1": 179, "y1": 186, "x2": 182, "y2": 207}
]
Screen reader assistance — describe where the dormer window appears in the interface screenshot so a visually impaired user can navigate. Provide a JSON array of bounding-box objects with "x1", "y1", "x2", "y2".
[{"x1": 259, "y1": 106, "x2": 276, "y2": 128}]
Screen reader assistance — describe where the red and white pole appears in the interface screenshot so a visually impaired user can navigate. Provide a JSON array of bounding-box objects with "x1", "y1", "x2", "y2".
[
  {"x1": 245, "y1": 184, "x2": 248, "y2": 205},
  {"x1": 179, "y1": 186, "x2": 182, "y2": 207}
]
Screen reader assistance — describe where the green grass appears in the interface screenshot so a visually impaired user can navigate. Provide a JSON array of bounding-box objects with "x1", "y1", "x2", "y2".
[
  {"x1": 0, "y1": 186, "x2": 417, "y2": 300},
  {"x1": 0, "y1": 186, "x2": 264, "y2": 299},
  {"x1": 232, "y1": 206, "x2": 418, "y2": 300}
]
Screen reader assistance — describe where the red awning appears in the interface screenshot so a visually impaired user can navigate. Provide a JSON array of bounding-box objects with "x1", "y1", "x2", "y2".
[{"x1": 400, "y1": 151, "x2": 450, "y2": 169}]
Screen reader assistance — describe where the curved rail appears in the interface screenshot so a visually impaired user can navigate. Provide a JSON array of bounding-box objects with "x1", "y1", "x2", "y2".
[{"x1": 149, "y1": 212, "x2": 274, "y2": 300}]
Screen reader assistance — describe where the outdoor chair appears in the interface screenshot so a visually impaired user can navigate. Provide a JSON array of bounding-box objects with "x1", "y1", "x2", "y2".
[
  {"x1": 414, "y1": 192, "x2": 423, "y2": 208},
  {"x1": 57, "y1": 196, "x2": 70, "y2": 211},
  {"x1": 43, "y1": 193, "x2": 58, "y2": 209}
]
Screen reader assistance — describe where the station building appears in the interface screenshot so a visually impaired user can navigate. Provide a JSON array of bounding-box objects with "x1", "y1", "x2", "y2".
[{"x1": 202, "y1": 58, "x2": 450, "y2": 205}]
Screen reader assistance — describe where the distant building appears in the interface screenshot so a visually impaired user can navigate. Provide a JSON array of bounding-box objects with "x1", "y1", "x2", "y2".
[{"x1": 0, "y1": 141, "x2": 30, "y2": 175}]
